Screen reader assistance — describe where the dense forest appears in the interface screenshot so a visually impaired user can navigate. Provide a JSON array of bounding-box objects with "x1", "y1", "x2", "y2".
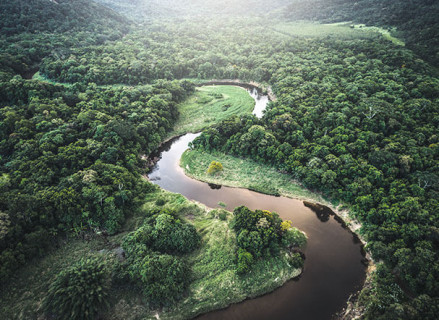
[{"x1": 1, "y1": 0, "x2": 438, "y2": 319}]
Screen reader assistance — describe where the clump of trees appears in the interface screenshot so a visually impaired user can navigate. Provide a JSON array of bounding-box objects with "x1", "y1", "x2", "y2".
[
  {"x1": 120, "y1": 208, "x2": 200, "y2": 306},
  {"x1": 42, "y1": 257, "x2": 111, "y2": 320},
  {"x1": 231, "y1": 206, "x2": 306, "y2": 274}
]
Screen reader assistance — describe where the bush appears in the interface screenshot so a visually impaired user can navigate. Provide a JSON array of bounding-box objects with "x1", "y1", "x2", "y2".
[
  {"x1": 219, "y1": 211, "x2": 228, "y2": 220},
  {"x1": 207, "y1": 160, "x2": 223, "y2": 175},
  {"x1": 236, "y1": 248, "x2": 254, "y2": 274},
  {"x1": 237, "y1": 229, "x2": 264, "y2": 258},
  {"x1": 155, "y1": 198, "x2": 166, "y2": 206},
  {"x1": 289, "y1": 252, "x2": 304, "y2": 269},
  {"x1": 132, "y1": 253, "x2": 189, "y2": 306},
  {"x1": 232, "y1": 206, "x2": 306, "y2": 273},
  {"x1": 152, "y1": 214, "x2": 201, "y2": 254},
  {"x1": 218, "y1": 201, "x2": 226, "y2": 207},
  {"x1": 42, "y1": 257, "x2": 110, "y2": 320}
]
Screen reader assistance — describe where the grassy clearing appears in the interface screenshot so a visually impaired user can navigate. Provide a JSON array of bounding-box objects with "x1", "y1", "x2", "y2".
[
  {"x1": 271, "y1": 21, "x2": 378, "y2": 40},
  {"x1": 168, "y1": 85, "x2": 255, "y2": 138},
  {"x1": 0, "y1": 189, "x2": 301, "y2": 320},
  {"x1": 181, "y1": 148, "x2": 326, "y2": 203},
  {"x1": 351, "y1": 24, "x2": 405, "y2": 46},
  {"x1": 271, "y1": 21, "x2": 404, "y2": 45}
]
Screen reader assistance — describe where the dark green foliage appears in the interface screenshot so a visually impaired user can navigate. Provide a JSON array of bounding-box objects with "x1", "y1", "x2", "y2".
[
  {"x1": 152, "y1": 213, "x2": 201, "y2": 254},
  {"x1": 0, "y1": 0, "x2": 129, "y2": 36},
  {"x1": 218, "y1": 211, "x2": 228, "y2": 220},
  {"x1": 42, "y1": 257, "x2": 111, "y2": 320},
  {"x1": 236, "y1": 248, "x2": 254, "y2": 274},
  {"x1": 131, "y1": 253, "x2": 190, "y2": 306},
  {"x1": 1, "y1": 1, "x2": 438, "y2": 317},
  {"x1": 120, "y1": 208, "x2": 199, "y2": 306},
  {"x1": 289, "y1": 252, "x2": 304, "y2": 269},
  {"x1": 282, "y1": 228, "x2": 307, "y2": 248},
  {"x1": 0, "y1": 0, "x2": 129, "y2": 80},
  {"x1": 231, "y1": 206, "x2": 305, "y2": 273},
  {"x1": 155, "y1": 198, "x2": 166, "y2": 206},
  {"x1": 123, "y1": 209, "x2": 201, "y2": 255}
]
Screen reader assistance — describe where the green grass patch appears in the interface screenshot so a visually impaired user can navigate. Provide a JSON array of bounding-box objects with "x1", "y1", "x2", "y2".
[
  {"x1": 0, "y1": 189, "x2": 301, "y2": 320},
  {"x1": 270, "y1": 21, "x2": 404, "y2": 45},
  {"x1": 168, "y1": 85, "x2": 255, "y2": 138},
  {"x1": 181, "y1": 148, "x2": 327, "y2": 203},
  {"x1": 270, "y1": 21, "x2": 378, "y2": 40},
  {"x1": 350, "y1": 24, "x2": 405, "y2": 46}
]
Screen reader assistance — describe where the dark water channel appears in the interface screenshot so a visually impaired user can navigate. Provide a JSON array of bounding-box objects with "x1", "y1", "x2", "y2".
[{"x1": 148, "y1": 88, "x2": 366, "y2": 320}]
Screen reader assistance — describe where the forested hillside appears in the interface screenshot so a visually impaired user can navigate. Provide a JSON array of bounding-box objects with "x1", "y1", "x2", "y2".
[
  {"x1": 284, "y1": 0, "x2": 439, "y2": 67},
  {"x1": 0, "y1": 0, "x2": 193, "y2": 288},
  {"x1": 0, "y1": 0, "x2": 129, "y2": 80},
  {"x1": 1, "y1": 0, "x2": 438, "y2": 319},
  {"x1": 95, "y1": 0, "x2": 291, "y2": 19}
]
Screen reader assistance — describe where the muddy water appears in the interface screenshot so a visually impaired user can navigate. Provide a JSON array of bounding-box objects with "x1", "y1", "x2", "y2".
[{"x1": 148, "y1": 88, "x2": 366, "y2": 320}]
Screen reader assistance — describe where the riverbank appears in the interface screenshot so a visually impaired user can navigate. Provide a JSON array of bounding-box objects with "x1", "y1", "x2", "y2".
[{"x1": 180, "y1": 148, "x2": 371, "y2": 259}]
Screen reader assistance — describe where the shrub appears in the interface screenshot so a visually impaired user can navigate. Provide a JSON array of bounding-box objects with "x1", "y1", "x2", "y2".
[
  {"x1": 237, "y1": 229, "x2": 264, "y2": 258},
  {"x1": 219, "y1": 211, "x2": 228, "y2": 220},
  {"x1": 151, "y1": 214, "x2": 200, "y2": 254},
  {"x1": 218, "y1": 201, "x2": 226, "y2": 207},
  {"x1": 42, "y1": 257, "x2": 111, "y2": 320},
  {"x1": 232, "y1": 206, "x2": 306, "y2": 273},
  {"x1": 122, "y1": 224, "x2": 154, "y2": 256},
  {"x1": 207, "y1": 160, "x2": 223, "y2": 175},
  {"x1": 236, "y1": 248, "x2": 254, "y2": 274},
  {"x1": 155, "y1": 198, "x2": 166, "y2": 206},
  {"x1": 222, "y1": 103, "x2": 231, "y2": 110},
  {"x1": 131, "y1": 253, "x2": 189, "y2": 306}
]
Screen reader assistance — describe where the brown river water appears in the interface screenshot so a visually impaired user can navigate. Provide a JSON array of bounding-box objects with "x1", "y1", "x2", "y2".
[{"x1": 148, "y1": 88, "x2": 366, "y2": 320}]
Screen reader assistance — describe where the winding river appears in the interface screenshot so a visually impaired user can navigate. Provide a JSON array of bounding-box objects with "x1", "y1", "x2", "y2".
[{"x1": 148, "y1": 87, "x2": 366, "y2": 320}]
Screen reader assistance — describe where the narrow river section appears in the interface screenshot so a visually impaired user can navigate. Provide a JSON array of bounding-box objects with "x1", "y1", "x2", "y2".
[{"x1": 148, "y1": 87, "x2": 366, "y2": 320}]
